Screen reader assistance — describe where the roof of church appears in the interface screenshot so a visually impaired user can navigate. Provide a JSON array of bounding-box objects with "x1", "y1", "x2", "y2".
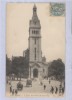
[{"x1": 29, "y1": 62, "x2": 48, "y2": 68}]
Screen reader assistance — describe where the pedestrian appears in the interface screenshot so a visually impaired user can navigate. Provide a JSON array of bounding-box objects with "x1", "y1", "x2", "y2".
[
  {"x1": 44, "y1": 85, "x2": 46, "y2": 90},
  {"x1": 50, "y1": 86, "x2": 54, "y2": 94},
  {"x1": 40, "y1": 81, "x2": 43, "y2": 85},
  {"x1": 55, "y1": 87, "x2": 58, "y2": 94},
  {"x1": 15, "y1": 89, "x2": 18, "y2": 95},
  {"x1": 12, "y1": 89, "x2": 14, "y2": 95},
  {"x1": 49, "y1": 79, "x2": 51, "y2": 84},
  {"x1": 59, "y1": 84, "x2": 62, "y2": 95},
  {"x1": 10, "y1": 85, "x2": 12, "y2": 93},
  {"x1": 7, "y1": 80, "x2": 8, "y2": 84},
  {"x1": 62, "y1": 87, "x2": 64, "y2": 94}
]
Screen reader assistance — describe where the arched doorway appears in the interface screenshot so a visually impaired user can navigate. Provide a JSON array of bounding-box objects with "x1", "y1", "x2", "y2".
[{"x1": 33, "y1": 69, "x2": 38, "y2": 78}]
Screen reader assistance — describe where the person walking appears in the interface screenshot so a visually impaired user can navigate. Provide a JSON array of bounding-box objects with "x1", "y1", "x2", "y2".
[
  {"x1": 15, "y1": 89, "x2": 18, "y2": 95},
  {"x1": 10, "y1": 85, "x2": 12, "y2": 93},
  {"x1": 55, "y1": 86, "x2": 58, "y2": 94},
  {"x1": 44, "y1": 85, "x2": 46, "y2": 90},
  {"x1": 50, "y1": 86, "x2": 54, "y2": 94},
  {"x1": 62, "y1": 87, "x2": 64, "y2": 94},
  {"x1": 49, "y1": 79, "x2": 51, "y2": 84},
  {"x1": 12, "y1": 89, "x2": 14, "y2": 95},
  {"x1": 59, "y1": 84, "x2": 62, "y2": 95},
  {"x1": 40, "y1": 81, "x2": 43, "y2": 85}
]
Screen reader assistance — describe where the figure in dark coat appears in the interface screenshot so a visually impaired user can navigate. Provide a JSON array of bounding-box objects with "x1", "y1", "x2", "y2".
[
  {"x1": 44, "y1": 85, "x2": 46, "y2": 90},
  {"x1": 55, "y1": 87, "x2": 58, "y2": 94},
  {"x1": 10, "y1": 85, "x2": 12, "y2": 93},
  {"x1": 50, "y1": 86, "x2": 54, "y2": 94}
]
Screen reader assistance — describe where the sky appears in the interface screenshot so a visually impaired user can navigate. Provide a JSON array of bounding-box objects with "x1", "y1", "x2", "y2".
[{"x1": 6, "y1": 3, "x2": 65, "y2": 62}]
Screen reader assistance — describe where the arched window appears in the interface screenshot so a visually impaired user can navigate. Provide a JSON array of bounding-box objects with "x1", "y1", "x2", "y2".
[
  {"x1": 35, "y1": 38, "x2": 36, "y2": 44},
  {"x1": 35, "y1": 48, "x2": 36, "y2": 60},
  {"x1": 32, "y1": 30, "x2": 33, "y2": 34},
  {"x1": 36, "y1": 31, "x2": 39, "y2": 34},
  {"x1": 34, "y1": 30, "x2": 35, "y2": 34},
  {"x1": 36, "y1": 31, "x2": 37, "y2": 34}
]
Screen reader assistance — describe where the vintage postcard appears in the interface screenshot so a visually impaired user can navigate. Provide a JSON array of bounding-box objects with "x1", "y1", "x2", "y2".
[
  {"x1": 0, "y1": 0, "x2": 72, "y2": 99},
  {"x1": 6, "y1": 2, "x2": 66, "y2": 97},
  {"x1": 0, "y1": 0, "x2": 72, "y2": 100}
]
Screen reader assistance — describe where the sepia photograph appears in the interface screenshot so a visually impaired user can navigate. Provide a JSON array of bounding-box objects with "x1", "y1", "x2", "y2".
[{"x1": 6, "y1": 2, "x2": 65, "y2": 97}]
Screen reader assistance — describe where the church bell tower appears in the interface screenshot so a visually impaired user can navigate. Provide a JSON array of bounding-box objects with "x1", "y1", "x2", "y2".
[{"x1": 29, "y1": 4, "x2": 42, "y2": 63}]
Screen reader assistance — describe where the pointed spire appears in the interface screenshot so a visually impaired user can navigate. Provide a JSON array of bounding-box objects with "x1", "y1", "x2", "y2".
[
  {"x1": 33, "y1": 4, "x2": 37, "y2": 15},
  {"x1": 29, "y1": 4, "x2": 41, "y2": 29},
  {"x1": 33, "y1": 4, "x2": 37, "y2": 9}
]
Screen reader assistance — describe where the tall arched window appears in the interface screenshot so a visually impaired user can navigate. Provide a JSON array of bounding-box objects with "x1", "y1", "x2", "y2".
[
  {"x1": 34, "y1": 30, "x2": 35, "y2": 34},
  {"x1": 32, "y1": 30, "x2": 33, "y2": 34},
  {"x1": 35, "y1": 38, "x2": 36, "y2": 44},
  {"x1": 35, "y1": 48, "x2": 36, "y2": 60}
]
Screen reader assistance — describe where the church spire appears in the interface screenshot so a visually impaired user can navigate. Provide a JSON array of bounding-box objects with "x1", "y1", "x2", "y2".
[
  {"x1": 29, "y1": 4, "x2": 41, "y2": 29},
  {"x1": 32, "y1": 4, "x2": 38, "y2": 22},
  {"x1": 33, "y1": 4, "x2": 37, "y2": 15}
]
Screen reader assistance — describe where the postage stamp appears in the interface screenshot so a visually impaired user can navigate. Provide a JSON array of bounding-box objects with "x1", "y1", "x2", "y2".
[{"x1": 50, "y1": 3, "x2": 65, "y2": 16}]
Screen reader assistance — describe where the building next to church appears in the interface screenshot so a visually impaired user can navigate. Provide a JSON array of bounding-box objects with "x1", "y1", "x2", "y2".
[{"x1": 28, "y1": 4, "x2": 48, "y2": 79}]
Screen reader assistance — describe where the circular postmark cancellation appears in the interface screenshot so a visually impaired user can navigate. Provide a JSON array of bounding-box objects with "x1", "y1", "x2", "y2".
[{"x1": 50, "y1": 3, "x2": 65, "y2": 16}]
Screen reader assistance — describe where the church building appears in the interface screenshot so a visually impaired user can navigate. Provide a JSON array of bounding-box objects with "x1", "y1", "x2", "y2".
[{"x1": 28, "y1": 4, "x2": 48, "y2": 79}]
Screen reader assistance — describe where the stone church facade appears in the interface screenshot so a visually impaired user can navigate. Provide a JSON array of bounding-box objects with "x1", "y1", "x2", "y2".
[{"x1": 28, "y1": 5, "x2": 48, "y2": 79}]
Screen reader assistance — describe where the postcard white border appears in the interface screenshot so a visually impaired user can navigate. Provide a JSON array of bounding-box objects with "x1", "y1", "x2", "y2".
[{"x1": 0, "y1": 0, "x2": 72, "y2": 100}]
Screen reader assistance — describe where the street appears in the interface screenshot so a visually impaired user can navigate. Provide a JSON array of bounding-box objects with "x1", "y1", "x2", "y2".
[{"x1": 6, "y1": 78, "x2": 64, "y2": 97}]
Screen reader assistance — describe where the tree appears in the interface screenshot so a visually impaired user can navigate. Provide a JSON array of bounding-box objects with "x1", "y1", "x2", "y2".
[
  {"x1": 48, "y1": 58, "x2": 65, "y2": 81},
  {"x1": 6, "y1": 55, "x2": 12, "y2": 76},
  {"x1": 12, "y1": 56, "x2": 29, "y2": 79}
]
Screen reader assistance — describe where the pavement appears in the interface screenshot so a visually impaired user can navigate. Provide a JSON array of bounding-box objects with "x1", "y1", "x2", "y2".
[{"x1": 6, "y1": 78, "x2": 64, "y2": 97}]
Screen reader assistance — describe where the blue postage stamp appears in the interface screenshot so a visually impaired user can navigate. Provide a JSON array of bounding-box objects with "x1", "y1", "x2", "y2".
[{"x1": 50, "y1": 3, "x2": 65, "y2": 16}]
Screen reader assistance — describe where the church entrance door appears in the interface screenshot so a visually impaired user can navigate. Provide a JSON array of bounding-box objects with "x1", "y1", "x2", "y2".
[{"x1": 33, "y1": 69, "x2": 38, "y2": 78}]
